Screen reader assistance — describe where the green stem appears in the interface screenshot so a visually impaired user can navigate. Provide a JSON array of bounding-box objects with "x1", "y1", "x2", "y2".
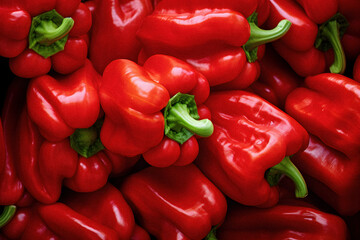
[
  {"x1": 322, "y1": 20, "x2": 346, "y2": 74},
  {"x1": 35, "y1": 18, "x2": 74, "y2": 46},
  {"x1": 204, "y1": 227, "x2": 218, "y2": 240},
  {"x1": 164, "y1": 93, "x2": 214, "y2": 144},
  {"x1": 167, "y1": 103, "x2": 214, "y2": 137},
  {"x1": 70, "y1": 119, "x2": 104, "y2": 158},
  {"x1": 0, "y1": 205, "x2": 16, "y2": 228},
  {"x1": 29, "y1": 9, "x2": 74, "y2": 58},
  {"x1": 244, "y1": 19, "x2": 292, "y2": 52},
  {"x1": 243, "y1": 15, "x2": 291, "y2": 62},
  {"x1": 265, "y1": 156, "x2": 308, "y2": 198}
]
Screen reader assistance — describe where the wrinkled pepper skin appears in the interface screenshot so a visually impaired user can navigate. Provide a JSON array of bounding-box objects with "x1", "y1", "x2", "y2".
[
  {"x1": 291, "y1": 135, "x2": 360, "y2": 216},
  {"x1": 0, "y1": 78, "x2": 26, "y2": 205},
  {"x1": 100, "y1": 55, "x2": 213, "y2": 167},
  {"x1": 248, "y1": 46, "x2": 302, "y2": 109},
  {"x1": 137, "y1": 0, "x2": 291, "y2": 87},
  {"x1": 1, "y1": 184, "x2": 135, "y2": 240},
  {"x1": 215, "y1": 201, "x2": 349, "y2": 240},
  {"x1": 16, "y1": 60, "x2": 139, "y2": 204},
  {"x1": 196, "y1": 90, "x2": 309, "y2": 207},
  {"x1": 0, "y1": 0, "x2": 92, "y2": 78},
  {"x1": 120, "y1": 164, "x2": 227, "y2": 240},
  {"x1": 26, "y1": 59, "x2": 100, "y2": 142},
  {"x1": 285, "y1": 73, "x2": 360, "y2": 160},
  {"x1": 266, "y1": 0, "x2": 349, "y2": 76},
  {"x1": 87, "y1": 0, "x2": 153, "y2": 74}
]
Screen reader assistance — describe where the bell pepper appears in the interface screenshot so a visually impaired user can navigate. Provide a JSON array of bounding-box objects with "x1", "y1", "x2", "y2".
[
  {"x1": 17, "y1": 60, "x2": 139, "y2": 204},
  {"x1": 266, "y1": 0, "x2": 350, "y2": 76},
  {"x1": 291, "y1": 134, "x2": 360, "y2": 216},
  {"x1": 0, "y1": 78, "x2": 26, "y2": 205},
  {"x1": 0, "y1": 0, "x2": 92, "y2": 78},
  {"x1": 285, "y1": 73, "x2": 360, "y2": 160},
  {"x1": 196, "y1": 90, "x2": 309, "y2": 207},
  {"x1": 354, "y1": 55, "x2": 360, "y2": 82},
  {"x1": 86, "y1": 0, "x2": 153, "y2": 74},
  {"x1": 1, "y1": 183, "x2": 136, "y2": 240},
  {"x1": 339, "y1": 0, "x2": 360, "y2": 60},
  {"x1": 248, "y1": 46, "x2": 302, "y2": 109},
  {"x1": 120, "y1": 164, "x2": 227, "y2": 240},
  {"x1": 212, "y1": 200, "x2": 349, "y2": 240},
  {"x1": 131, "y1": 224, "x2": 151, "y2": 240},
  {"x1": 100, "y1": 54, "x2": 214, "y2": 167},
  {"x1": 137, "y1": 0, "x2": 291, "y2": 87}
]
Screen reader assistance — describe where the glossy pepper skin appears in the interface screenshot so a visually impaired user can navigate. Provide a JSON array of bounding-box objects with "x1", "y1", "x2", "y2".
[
  {"x1": 87, "y1": 0, "x2": 153, "y2": 74},
  {"x1": 354, "y1": 55, "x2": 360, "y2": 82},
  {"x1": 17, "y1": 60, "x2": 139, "y2": 204},
  {"x1": 213, "y1": 200, "x2": 349, "y2": 240},
  {"x1": 339, "y1": 0, "x2": 360, "y2": 60},
  {"x1": 285, "y1": 73, "x2": 360, "y2": 160},
  {"x1": 0, "y1": 78, "x2": 26, "y2": 205},
  {"x1": 266, "y1": 0, "x2": 349, "y2": 76},
  {"x1": 196, "y1": 90, "x2": 309, "y2": 207},
  {"x1": 1, "y1": 184, "x2": 136, "y2": 240},
  {"x1": 248, "y1": 46, "x2": 302, "y2": 109},
  {"x1": 137, "y1": 0, "x2": 291, "y2": 88},
  {"x1": 291, "y1": 135, "x2": 360, "y2": 216},
  {"x1": 120, "y1": 164, "x2": 227, "y2": 240},
  {"x1": 100, "y1": 54, "x2": 213, "y2": 167},
  {"x1": 0, "y1": 0, "x2": 92, "y2": 78}
]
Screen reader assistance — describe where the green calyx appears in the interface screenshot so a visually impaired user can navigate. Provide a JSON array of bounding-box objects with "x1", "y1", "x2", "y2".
[
  {"x1": 204, "y1": 226, "x2": 218, "y2": 240},
  {"x1": 315, "y1": 13, "x2": 349, "y2": 74},
  {"x1": 164, "y1": 93, "x2": 214, "y2": 144},
  {"x1": 265, "y1": 156, "x2": 308, "y2": 198},
  {"x1": 70, "y1": 119, "x2": 105, "y2": 158},
  {"x1": 243, "y1": 12, "x2": 292, "y2": 63},
  {"x1": 29, "y1": 9, "x2": 74, "y2": 58},
  {"x1": 0, "y1": 205, "x2": 16, "y2": 228}
]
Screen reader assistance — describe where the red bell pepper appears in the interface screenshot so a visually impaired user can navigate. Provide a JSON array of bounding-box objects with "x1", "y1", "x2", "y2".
[
  {"x1": 196, "y1": 90, "x2": 309, "y2": 207},
  {"x1": 131, "y1": 225, "x2": 151, "y2": 240},
  {"x1": 354, "y1": 55, "x2": 360, "y2": 82},
  {"x1": 291, "y1": 134, "x2": 360, "y2": 216},
  {"x1": 86, "y1": 0, "x2": 153, "y2": 74},
  {"x1": 16, "y1": 60, "x2": 139, "y2": 204},
  {"x1": 100, "y1": 54, "x2": 214, "y2": 167},
  {"x1": 137, "y1": 0, "x2": 291, "y2": 87},
  {"x1": 212, "y1": 200, "x2": 349, "y2": 240},
  {"x1": 339, "y1": 0, "x2": 360, "y2": 60},
  {"x1": 266, "y1": 0, "x2": 349, "y2": 76},
  {"x1": 0, "y1": 0, "x2": 92, "y2": 78},
  {"x1": 120, "y1": 164, "x2": 227, "y2": 240},
  {"x1": 285, "y1": 73, "x2": 360, "y2": 160},
  {"x1": 1, "y1": 183, "x2": 136, "y2": 240},
  {"x1": 248, "y1": 46, "x2": 302, "y2": 109},
  {"x1": 0, "y1": 78, "x2": 26, "y2": 205}
]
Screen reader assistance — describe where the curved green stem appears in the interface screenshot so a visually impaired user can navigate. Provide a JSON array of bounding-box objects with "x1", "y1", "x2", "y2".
[
  {"x1": 244, "y1": 19, "x2": 292, "y2": 52},
  {"x1": 0, "y1": 205, "x2": 16, "y2": 228},
  {"x1": 265, "y1": 156, "x2": 308, "y2": 198},
  {"x1": 29, "y1": 9, "x2": 74, "y2": 58},
  {"x1": 322, "y1": 20, "x2": 346, "y2": 74},
  {"x1": 70, "y1": 119, "x2": 104, "y2": 158},
  {"x1": 164, "y1": 93, "x2": 214, "y2": 144}
]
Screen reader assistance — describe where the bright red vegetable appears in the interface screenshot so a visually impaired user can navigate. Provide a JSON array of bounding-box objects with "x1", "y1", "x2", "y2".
[
  {"x1": 120, "y1": 164, "x2": 227, "y2": 240},
  {"x1": 196, "y1": 90, "x2": 309, "y2": 207},
  {"x1": 0, "y1": 0, "x2": 92, "y2": 78},
  {"x1": 291, "y1": 135, "x2": 360, "y2": 216},
  {"x1": 213, "y1": 200, "x2": 349, "y2": 239},
  {"x1": 100, "y1": 55, "x2": 213, "y2": 167},
  {"x1": 1, "y1": 184, "x2": 135, "y2": 240},
  {"x1": 87, "y1": 0, "x2": 153, "y2": 73},
  {"x1": 266, "y1": 0, "x2": 350, "y2": 76},
  {"x1": 354, "y1": 55, "x2": 360, "y2": 81},
  {"x1": 285, "y1": 73, "x2": 360, "y2": 160},
  {"x1": 137, "y1": 0, "x2": 291, "y2": 87}
]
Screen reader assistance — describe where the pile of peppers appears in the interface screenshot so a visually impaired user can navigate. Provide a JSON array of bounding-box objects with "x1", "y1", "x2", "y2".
[{"x1": 0, "y1": 0, "x2": 359, "y2": 239}]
